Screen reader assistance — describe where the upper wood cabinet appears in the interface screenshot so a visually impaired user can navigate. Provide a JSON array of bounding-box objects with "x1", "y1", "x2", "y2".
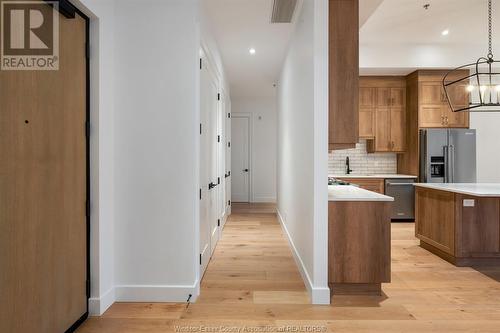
[
  {"x1": 360, "y1": 77, "x2": 407, "y2": 153},
  {"x1": 418, "y1": 75, "x2": 469, "y2": 128},
  {"x1": 329, "y1": 0, "x2": 359, "y2": 150}
]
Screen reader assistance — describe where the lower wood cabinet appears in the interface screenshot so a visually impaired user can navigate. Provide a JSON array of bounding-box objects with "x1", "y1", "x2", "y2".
[
  {"x1": 336, "y1": 178, "x2": 385, "y2": 194},
  {"x1": 329, "y1": 200, "x2": 391, "y2": 295}
]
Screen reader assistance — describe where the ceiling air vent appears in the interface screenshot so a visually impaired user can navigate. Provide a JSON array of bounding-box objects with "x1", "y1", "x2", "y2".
[{"x1": 271, "y1": 0, "x2": 297, "y2": 23}]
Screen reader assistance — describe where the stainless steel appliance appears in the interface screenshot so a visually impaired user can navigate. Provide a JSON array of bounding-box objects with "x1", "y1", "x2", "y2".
[
  {"x1": 385, "y1": 178, "x2": 416, "y2": 220},
  {"x1": 420, "y1": 129, "x2": 477, "y2": 183}
]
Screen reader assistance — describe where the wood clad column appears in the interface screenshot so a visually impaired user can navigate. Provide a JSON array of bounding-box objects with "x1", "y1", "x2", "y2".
[
  {"x1": 329, "y1": 0, "x2": 359, "y2": 150},
  {"x1": 0, "y1": 5, "x2": 88, "y2": 333}
]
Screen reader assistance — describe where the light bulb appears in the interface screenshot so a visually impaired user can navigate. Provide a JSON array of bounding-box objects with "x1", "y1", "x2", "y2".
[
  {"x1": 466, "y1": 85, "x2": 475, "y2": 92},
  {"x1": 249, "y1": 48, "x2": 256, "y2": 55}
]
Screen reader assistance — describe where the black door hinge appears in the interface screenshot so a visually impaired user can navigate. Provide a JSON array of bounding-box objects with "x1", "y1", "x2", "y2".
[
  {"x1": 228, "y1": 141, "x2": 231, "y2": 148},
  {"x1": 200, "y1": 58, "x2": 202, "y2": 70},
  {"x1": 228, "y1": 200, "x2": 231, "y2": 206},
  {"x1": 200, "y1": 123, "x2": 202, "y2": 135},
  {"x1": 217, "y1": 135, "x2": 220, "y2": 143},
  {"x1": 217, "y1": 177, "x2": 220, "y2": 185},
  {"x1": 199, "y1": 254, "x2": 202, "y2": 265},
  {"x1": 199, "y1": 188, "x2": 202, "y2": 200},
  {"x1": 228, "y1": 113, "x2": 231, "y2": 118},
  {"x1": 86, "y1": 200, "x2": 91, "y2": 217},
  {"x1": 217, "y1": 93, "x2": 220, "y2": 101},
  {"x1": 85, "y1": 121, "x2": 90, "y2": 138},
  {"x1": 86, "y1": 280, "x2": 91, "y2": 297},
  {"x1": 217, "y1": 219, "x2": 220, "y2": 227}
]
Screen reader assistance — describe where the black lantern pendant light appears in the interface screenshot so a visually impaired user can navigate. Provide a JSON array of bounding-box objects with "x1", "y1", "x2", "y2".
[{"x1": 443, "y1": 0, "x2": 500, "y2": 112}]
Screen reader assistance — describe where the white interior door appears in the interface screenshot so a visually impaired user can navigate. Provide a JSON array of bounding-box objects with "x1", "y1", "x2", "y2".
[
  {"x1": 231, "y1": 116, "x2": 250, "y2": 202},
  {"x1": 207, "y1": 65, "x2": 220, "y2": 255},
  {"x1": 199, "y1": 56, "x2": 211, "y2": 275}
]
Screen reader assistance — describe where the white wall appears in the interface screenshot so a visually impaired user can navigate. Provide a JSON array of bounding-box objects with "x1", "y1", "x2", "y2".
[
  {"x1": 112, "y1": 0, "x2": 199, "y2": 300},
  {"x1": 277, "y1": 0, "x2": 329, "y2": 304},
  {"x1": 75, "y1": 0, "x2": 204, "y2": 315},
  {"x1": 470, "y1": 113, "x2": 500, "y2": 182},
  {"x1": 232, "y1": 97, "x2": 277, "y2": 203}
]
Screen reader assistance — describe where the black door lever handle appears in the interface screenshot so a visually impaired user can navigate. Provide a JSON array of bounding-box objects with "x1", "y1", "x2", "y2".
[
  {"x1": 208, "y1": 182, "x2": 216, "y2": 189},
  {"x1": 243, "y1": 169, "x2": 249, "y2": 172}
]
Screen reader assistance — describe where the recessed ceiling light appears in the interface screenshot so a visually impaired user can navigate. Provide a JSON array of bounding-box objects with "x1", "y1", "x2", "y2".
[
  {"x1": 442, "y1": 29, "x2": 449, "y2": 36},
  {"x1": 249, "y1": 48, "x2": 256, "y2": 55}
]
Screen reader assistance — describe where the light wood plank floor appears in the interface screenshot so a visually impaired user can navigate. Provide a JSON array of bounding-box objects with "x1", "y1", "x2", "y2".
[{"x1": 77, "y1": 205, "x2": 500, "y2": 332}]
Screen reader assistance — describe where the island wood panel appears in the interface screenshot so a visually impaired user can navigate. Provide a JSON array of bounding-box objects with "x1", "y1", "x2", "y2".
[
  {"x1": 415, "y1": 187, "x2": 455, "y2": 256},
  {"x1": 328, "y1": 0, "x2": 359, "y2": 150},
  {"x1": 329, "y1": 201, "x2": 391, "y2": 286},
  {"x1": 455, "y1": 195, "x2": 500, "y2": 257}
]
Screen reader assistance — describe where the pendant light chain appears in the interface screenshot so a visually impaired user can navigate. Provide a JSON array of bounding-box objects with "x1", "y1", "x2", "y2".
[{"x1": 488, "y1": 0, "x2": 493, "y2": 59}]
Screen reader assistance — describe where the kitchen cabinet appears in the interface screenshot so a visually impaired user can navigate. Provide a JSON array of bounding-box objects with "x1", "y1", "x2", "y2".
[
  {"x1": 415, "y1": 185, "x2": 500, "y2": 266},
  {"x1": 329, "y1": 200, "x2": 391, "y2": 295},
  {"x1": 359, "y1": 77, "x2": 406, "y2": 153},
  {"x1": 419, "y1": 79, "x2": 469, "y2": 128},
  {"x1": 329, "y1": 0, "x2": 359, "y2": 150},
  {"x1": 336, "y1": 178, "x2": 385, "y2": 194}
]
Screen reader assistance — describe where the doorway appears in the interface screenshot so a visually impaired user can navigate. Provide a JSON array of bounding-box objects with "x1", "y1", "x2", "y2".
[
  {"x1": 0, "y1": 4, "x2": 90, "y2": 332},
  {"x1": 231, "y1": 114, "x2": 251, "y2": 203}
]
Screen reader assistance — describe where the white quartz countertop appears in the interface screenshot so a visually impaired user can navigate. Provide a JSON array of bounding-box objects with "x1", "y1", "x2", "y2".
[
  {"x1": 329, "y1": 185, "x2": 394, "y2": 202},
  {"x1": 330, "y1": 174, "x2": 418, "y2": 179},
  {"x1": 414, "y1": 183, "x2": 500, "y2": 197}
]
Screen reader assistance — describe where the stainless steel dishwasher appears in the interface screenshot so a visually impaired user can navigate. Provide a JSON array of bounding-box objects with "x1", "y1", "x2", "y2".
[{"x1": 385, "y1": 178, "x2": 415, "y2": 221}]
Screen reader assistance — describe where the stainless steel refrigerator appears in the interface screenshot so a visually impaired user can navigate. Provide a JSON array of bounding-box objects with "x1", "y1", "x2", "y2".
[{"x1": 420, "y1": 129, "x2": 477, "y2": 183}]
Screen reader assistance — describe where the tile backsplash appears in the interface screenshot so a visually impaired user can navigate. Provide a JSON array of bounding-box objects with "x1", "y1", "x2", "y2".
[{"x1": 329, "y1": 140, "x2": 397, "y2": 175}]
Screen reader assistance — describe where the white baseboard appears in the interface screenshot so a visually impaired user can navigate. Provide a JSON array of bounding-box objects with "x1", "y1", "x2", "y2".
[
  {"x1": 114, "y1": 281, "x2": 199, "y2": 303},
  {"x1": 89, "y1": 286, "x2": 116, "y2": 316},
  {"x1": 276, "y1": 209, "x2": 330, "y2": 305},
  {"x1": 251, "y1": 196, "x2": 277, "y2": 203}
]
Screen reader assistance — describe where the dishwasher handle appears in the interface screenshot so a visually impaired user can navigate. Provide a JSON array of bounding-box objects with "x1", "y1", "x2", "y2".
[{"x1": 386, "y1": 182, "x2": 415, "y2": 186}]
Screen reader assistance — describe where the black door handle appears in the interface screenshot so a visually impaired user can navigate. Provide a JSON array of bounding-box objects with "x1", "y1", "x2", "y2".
[
  {"x1": 208, "y1": 182, "x2": 216, "y2": 189},
  {"x1": 243, "y1": 169, "x2": 249, "y2": 172}
]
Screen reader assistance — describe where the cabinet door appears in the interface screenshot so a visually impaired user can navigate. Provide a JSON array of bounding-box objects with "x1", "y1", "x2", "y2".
[
  {"x1": 359, "y1": 87, "x2": 376, "y2": 107},
  {"x1": 420, "y1": 82, "x2": 446, "y2": 104},
  {"x1": 391, "y1": 88, "x2": 406, "y2": 107},
  {"x1": 415, "y1": 188, "x2": 455, "y2": 255},
  {"x1": 359, "y1": 107, "x2": 375, "y2": 139},
  {"x1": 445, "y1": 108, "x2": 469, "y2": 128},
  {"x1": 390, "y1": 107, "x2": 406, "y2": 152},
  {"x1": 376, "y1": 88, "x2": 391, "y2": 107},
  {"x1": 374, "y1": 107, "x2": 391, "y2": 151},
  {"x1": 419, "y1": 105, "x2": 445, "y2": 127}
]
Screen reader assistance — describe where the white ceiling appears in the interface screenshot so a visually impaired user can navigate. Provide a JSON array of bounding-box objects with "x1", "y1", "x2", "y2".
[
  {"x1": 202, "y1": 0, "x2": 298, "y2": 98},
  {"x1": 361, "y1": 0, "x2": 497, "y2": 44},
  {"x1": 203, "y1": 0, "x2": 500, "y2": 95}
]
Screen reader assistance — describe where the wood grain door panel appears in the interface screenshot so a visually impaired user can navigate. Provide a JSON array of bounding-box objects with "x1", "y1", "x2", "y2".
[
  {"x1": 374, "y1": 108, "x2": 391, "y2": 151},
  {"x1": 391, "y1": 88, "x2": 405, "y2": 107},
  {"x1": 419, "y1": 105, "x2": 445, "y2": 127},
  {"x1": 390, "y1": 107, "x2": 406, "y2": 152},
  {"x1": 415, "y1": 188, "x2": 455, "y2": 255},
  {"x1": 359, "y1": 107, "x2": 375, "y2": 139},
  {"x1": 376, "y1": 88, "x2": 391, "y2": 107},
  {"x1": 420, "y1": 82, "x2": 445, "y2": 105},
  {"x1": 0, "y1": 8, "x2": 88, "y2": 333}
]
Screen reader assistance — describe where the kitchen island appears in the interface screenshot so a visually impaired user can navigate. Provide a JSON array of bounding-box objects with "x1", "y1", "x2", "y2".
[
  {"x1": 415, "y1": 183, "x2": 500, "y2": 266},
  {"x1": 328, "y1": 185, "x2": 393, "y2": 295}
]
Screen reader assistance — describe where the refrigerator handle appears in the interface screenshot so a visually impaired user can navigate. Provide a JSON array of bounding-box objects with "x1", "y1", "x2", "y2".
[
  {"x1": 450, "y1": 145, "x2": 455, "y2": 183},
  {"x1": 443, "y1": 145, "x2": 449, "y2": 183}
]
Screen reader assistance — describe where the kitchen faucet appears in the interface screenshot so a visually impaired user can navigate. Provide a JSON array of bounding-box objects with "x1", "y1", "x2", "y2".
[{"x1": 346, "y1": 157, "x2": 353, "y2": 175}]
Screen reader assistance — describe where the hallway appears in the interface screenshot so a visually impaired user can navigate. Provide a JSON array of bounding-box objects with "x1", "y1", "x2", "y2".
[{"x1": 78, "y1": 206, "x2": 500, "y2": 332}]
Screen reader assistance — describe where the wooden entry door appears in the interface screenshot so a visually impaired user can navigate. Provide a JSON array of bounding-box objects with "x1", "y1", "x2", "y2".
[{"x1": 0, "y1": 5, "x2": 89, "y2": 333}]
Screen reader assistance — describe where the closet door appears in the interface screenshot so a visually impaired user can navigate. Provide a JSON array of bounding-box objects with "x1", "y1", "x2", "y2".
[{"x1": 0, "y1": 6, "x2": 88, "y2": 333}]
